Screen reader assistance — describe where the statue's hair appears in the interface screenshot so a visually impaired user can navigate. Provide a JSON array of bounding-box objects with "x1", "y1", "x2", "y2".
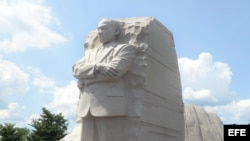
[{"x1": 99, "y1": 18, "x2": 121, "y2": 35}]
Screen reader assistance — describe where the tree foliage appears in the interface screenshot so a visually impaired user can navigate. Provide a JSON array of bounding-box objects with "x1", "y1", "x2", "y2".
[
  {"x1": 0, "y1": 108, "x2": 68, "y2": 141},
  {"x1": 0, "y1": 123, "x2": 23, "y2": 141},
  {"x1": 16, "y1": 127, "x2": 31, "y2": 141},
  {"x1": 28, "y1": 107, "x2": 68, "y2": 141}
]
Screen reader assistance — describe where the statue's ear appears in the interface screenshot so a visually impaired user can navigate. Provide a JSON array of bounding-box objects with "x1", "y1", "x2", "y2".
[{"x1": 115, "y1": 29, "x2": 120, "y2": 36}]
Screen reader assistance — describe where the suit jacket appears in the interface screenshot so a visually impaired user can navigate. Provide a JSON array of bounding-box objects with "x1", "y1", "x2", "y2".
[{"x1": 72, "y1": 41, "x2": 136, "y2": 117}]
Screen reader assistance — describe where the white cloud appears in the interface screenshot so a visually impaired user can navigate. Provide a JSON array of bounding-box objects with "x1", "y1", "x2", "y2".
[
  {"x1": 32, "y1": 75, "x2": 55, "y2": 93},
  {"x1": 33, "y1": 76, "x2": 55, "y2": 89},
  {"x1": 179, "y1": 52, "x2": 250, "y2": 124},
  {"x1": 178, "y1": 52, "x2": 235, "y2": 106},
  {"x1": 25, "y1": 113, "x2": 40, "y2": 125},
  {"x1": 0, "y1": 58, "x2": 29, "y2": 107},
  {"x1": 22, "y1": 66, "x2": 56, "y2": 93},
  {"x1": 205, "y1": 99, "x2": 250, "y2": 124},
  {"x1": 0, "y1": 0, "x2": 67, "y2": 53},
  {"x1": 46, "y1": 81, "x2": 79, "y2": 118},
  {"x1": 0, "y1": 103, "x2": 22, "y2": 120},
  {"x1": 183, "y1": 87, "x2": 218, "y2": 105}
]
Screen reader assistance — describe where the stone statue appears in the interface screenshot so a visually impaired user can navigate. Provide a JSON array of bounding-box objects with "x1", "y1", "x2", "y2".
[
  {"x1": 62, "y1": 17, "x2": 185, "y2": 141},
  {"x1": 184, "y1": 104, "x2": 223, "y2": 141},
  {"x1": 62, "y1": 18, "x2": 136, "y2": 141}
]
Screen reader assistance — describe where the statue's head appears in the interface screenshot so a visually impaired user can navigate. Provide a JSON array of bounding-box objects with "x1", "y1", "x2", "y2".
[{"x1": 97, "y1": 18, "x2": 120, "y2": 44}]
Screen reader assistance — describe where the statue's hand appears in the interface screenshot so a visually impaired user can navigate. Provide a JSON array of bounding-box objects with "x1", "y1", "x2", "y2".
[
  {"x1": 107, "y1": 67, "x2": 119, "y2": 78},
  {"x1": 95, "y1": 64, "x2": 118, "y2": 78}
]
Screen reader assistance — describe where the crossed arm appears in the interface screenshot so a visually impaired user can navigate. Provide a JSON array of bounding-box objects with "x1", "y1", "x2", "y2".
[{"x1": 73, "y1": 44, "x2": 136, "y2": 86}]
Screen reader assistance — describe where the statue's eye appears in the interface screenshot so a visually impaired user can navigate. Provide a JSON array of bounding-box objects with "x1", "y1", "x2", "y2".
[{"x1": 99, "y1": 26, "x2": 108, "y2": 30}]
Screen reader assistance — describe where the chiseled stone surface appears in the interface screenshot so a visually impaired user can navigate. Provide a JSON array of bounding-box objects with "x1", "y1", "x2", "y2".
[
  {"x1": 184, "y1": 103, "x2": 223, "y2": 141},
  {"x1": 118, "y1": 17, "x2": 185, "y2": 141}
]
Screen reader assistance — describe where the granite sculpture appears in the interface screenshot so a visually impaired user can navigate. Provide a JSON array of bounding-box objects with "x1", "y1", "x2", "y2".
[
  {"x1": 62, "y1": 17, "x2": 185, "y2": 141},
  {"x1": 184, "y1": 104, "x2": 223, "y2": 141}
]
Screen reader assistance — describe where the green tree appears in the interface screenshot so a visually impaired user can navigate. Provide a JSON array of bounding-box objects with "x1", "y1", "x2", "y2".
[
  {"x1": 28, "y1": 107, "x2": 68, "y2": 141},
  {"x1": 0, "y1": 123, "x2": 23, "y2": 141},
  {"x1": 16, "y1": 127, "x2": 31, "y2": 141}
]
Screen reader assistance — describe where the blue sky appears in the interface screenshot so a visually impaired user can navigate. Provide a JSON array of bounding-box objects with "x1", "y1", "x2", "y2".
[{"x1": 0, "y1": 0, "x2": 250, "y2": 130}]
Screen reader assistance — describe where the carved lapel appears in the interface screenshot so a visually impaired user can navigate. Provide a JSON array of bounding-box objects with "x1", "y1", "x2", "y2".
[
  {"x1": 96, "y1": 42, "x2": 117, "y2": 63},
  {"x1": 96, "y1": 46, "x2": 114, "y2": 63}
]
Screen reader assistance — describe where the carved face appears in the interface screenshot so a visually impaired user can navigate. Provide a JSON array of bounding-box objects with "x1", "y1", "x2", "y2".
[{"x1": 97, "y1": 20, "x2": 117, "y2": 44}]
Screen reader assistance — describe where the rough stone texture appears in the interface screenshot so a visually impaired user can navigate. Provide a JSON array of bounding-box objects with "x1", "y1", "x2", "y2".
[
  {"x1": 184, "y1": 103, "x2": 223, "y2": 141},
  {"x1": 117, "y1": 17, "x2": 185, "y2": 141}
]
